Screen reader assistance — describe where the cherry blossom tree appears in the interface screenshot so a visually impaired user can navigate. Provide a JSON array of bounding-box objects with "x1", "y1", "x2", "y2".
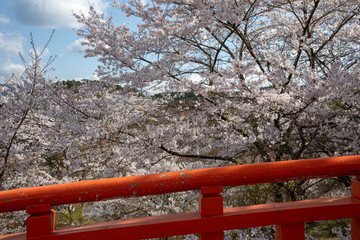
[
  {"x1": 0, "y1": 32, "x2": 63, "y2": 234},
  {"x1": 75, "y1": 0, "x2": 360, "y2": 174},
  {"x1": 74, "y1": 1, "x2": 360, "y2": 236},
  {"x1": 0, "y1": 32, "x2": 57, "y2": 189},
  {"x1": 0, "y1": 31, "x2": 194, "y2": 235}
]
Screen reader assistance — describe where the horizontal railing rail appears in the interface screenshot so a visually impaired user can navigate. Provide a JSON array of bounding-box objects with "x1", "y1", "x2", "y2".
[
  {"x1": 1, "y1": 155, "x2": 360, "y2": 212},
  {"x1": 0, "y1": 155, "x2": 360, "y2": 239}
]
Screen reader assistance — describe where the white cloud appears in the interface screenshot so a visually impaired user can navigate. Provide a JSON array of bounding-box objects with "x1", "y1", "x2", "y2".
[
  {"x1": 0, "y1": 32, "x2": 24, "y2": 54},
  {"x1": 66, "y1": 39, "x2": 86, "y2": 53},
  {"x1": 73, "y1": 73, "x2": 99, "y2": 81},
  {"x1": 0, "y1": 15, "x2": 10, "y2": 25},
  {"x1": 0, "y1": 59, "x2": 25, "y2": 79},
  {"x1": 88, "y1": 74, "x2": 100, "y2": 81},
  {"x1": 11, "y1": 0, "x2": 109, "y2": 29}
]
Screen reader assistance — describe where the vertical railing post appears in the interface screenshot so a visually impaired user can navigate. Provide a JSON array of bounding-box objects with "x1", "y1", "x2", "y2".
[
  {"x1": 275, "y1": 223, "x2": 305, "y2": 240},
  {"x1": 352, "y1": 175, "x2": 360, "y2": 239},
  {"x1": 26, "y1": 204, "x2": 56, "y2": 239},
  {"x1": 199, "y1": 186, "x2": 223, "y2": 240}
]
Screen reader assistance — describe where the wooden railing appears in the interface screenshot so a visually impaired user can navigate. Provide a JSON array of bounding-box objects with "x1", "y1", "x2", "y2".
[{"x1": 1, "y1": 155, "x2": 360, "y2": 239}]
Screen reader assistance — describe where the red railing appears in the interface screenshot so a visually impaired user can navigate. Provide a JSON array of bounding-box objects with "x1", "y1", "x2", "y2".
[{"x1": 1, "y1": 155, "x2": 360, "y2": 239}]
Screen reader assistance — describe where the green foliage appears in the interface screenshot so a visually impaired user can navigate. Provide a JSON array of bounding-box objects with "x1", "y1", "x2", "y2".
[
  {"x1": 42, "y1": 151, "x2": 66, "y2": 177},
  {"x1": 229, "y1": 231, "x2": 239, "y2": 240},
  {"x1": 306, "y1": 219, "x2": 350, "y2": 239},
  {"x1": 63, "y1": 80, "x2": 83, "y2": 88},
  {"x1": 55, "y1": 204, "x2": 95, "y2": 227},
  {"x1": 331, "y1": 99, "x2": 351, "y2": 110},
  {"x1": 54, "y1": 80, "x2": 84, "y2": 92},
  {"x1": 152, "y1": 92, "x2": 203, "y2": 105},
  {"x1": 225, "y1": 181, "x2": 305, "y2": 207},
  {"x1": 108, "y1": 85, "x2": 123, "y2": 93}
]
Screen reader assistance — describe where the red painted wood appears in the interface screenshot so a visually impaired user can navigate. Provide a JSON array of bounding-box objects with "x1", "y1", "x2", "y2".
[
  {"x1": 275, "y1": 223, "x2": 305, "y2": 240},
  {"x1": 1, "y1": 156, "x2": 360, "y2": 239},
  {"x1": 200, "y1": 232, "x2": 224, "y2": 240},
  {"x1": 352, "y1": 177, "x2": 360, "y2": 239},
  {"x1": 1, "y1": 155, "x2": 360, "y2": 213},
  {"x1": 26, "y1": 204, "x2": 52, "y2": 214},
  {"x1": 352, "y1": 218, "x2": 360, "y2": 240},
  {"x1": 1, "y1": 197, "x2": 359, "y2": 240},
  {"x1": 200, "y1": 186, "x2": 223, "y2": 196},
  {"x1": 26, "y1": 204, "x2": 56, "y2": 238},
  {"x1": 199, "y1": 186, "x2": 223, "y2": 239},
  {"x1": 199, "y1": 186, "x2": 223, "y2": 217},
  {"x1": 352, "y1": 177, "x2": 360, "y2": 200}
]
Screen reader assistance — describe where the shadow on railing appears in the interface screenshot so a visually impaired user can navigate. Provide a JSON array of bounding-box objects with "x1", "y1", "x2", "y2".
[{"x1": 1, "y1": 155, "x2": 360, "y2": 239}]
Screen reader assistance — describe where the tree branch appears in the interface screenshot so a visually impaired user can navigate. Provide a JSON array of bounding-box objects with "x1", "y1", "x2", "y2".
[{"x1": 159, "y1": 145, "x2": 237, "y2": 164}]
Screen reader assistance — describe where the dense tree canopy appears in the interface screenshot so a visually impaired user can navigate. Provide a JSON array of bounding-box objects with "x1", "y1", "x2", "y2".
[{"x1": 75, "y1": 0, "x2": 360, "y2": 164}]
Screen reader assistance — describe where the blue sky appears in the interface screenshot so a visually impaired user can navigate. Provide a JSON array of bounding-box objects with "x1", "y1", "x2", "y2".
[{"x1": 0, "y1": 0, "x2": 131, "y2": 83}]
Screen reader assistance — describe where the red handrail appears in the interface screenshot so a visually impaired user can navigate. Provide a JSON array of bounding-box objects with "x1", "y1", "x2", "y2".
[
  {"x1": 1, "y1": 155, "x2": 360, "y2": 239},
  {"x1": 1, "y1": 155, "x2": 360, "y2": 212}
]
